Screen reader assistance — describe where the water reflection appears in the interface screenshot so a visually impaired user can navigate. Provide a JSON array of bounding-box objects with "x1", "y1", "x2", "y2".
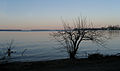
[{"x1": 107, "y1": 30, "x2": 120, "y2": 37}]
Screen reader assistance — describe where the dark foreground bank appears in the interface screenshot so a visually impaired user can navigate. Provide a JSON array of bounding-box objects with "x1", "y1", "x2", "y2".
[{"x1": 1, "y1": 55, "x2": 120, "y2": 71}]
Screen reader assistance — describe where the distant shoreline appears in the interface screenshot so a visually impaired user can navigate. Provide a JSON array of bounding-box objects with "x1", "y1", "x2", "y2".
[
  {"x1": 0, "y1": 28, "x2": 120, "y2": 32},
  {"x1": 0, "y1": 29, "x2": 60, "y2": 31}
]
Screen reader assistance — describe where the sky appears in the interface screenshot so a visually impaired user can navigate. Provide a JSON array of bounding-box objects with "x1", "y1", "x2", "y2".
[{"x1": 0, "y1": 0, "x2": 120, "y2": 29}]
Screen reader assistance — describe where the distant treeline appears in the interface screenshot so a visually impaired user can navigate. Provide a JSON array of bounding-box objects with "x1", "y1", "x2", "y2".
[
  {"x1": 106, "y1": 25, "x2": 120, "y2": 30},
  {"x1": 74, "y1": 25, "x2": 120, "y2": 30}
]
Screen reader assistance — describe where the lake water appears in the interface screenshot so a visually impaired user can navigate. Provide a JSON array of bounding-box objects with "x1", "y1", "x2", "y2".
[{"x1": 0, "y1": 31, "x2": 120, "y2": 62}]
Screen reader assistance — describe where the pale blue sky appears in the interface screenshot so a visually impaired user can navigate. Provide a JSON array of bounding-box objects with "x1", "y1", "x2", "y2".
[{"x1": 0, "y1": 0, "x2": 120, "y2": 29}]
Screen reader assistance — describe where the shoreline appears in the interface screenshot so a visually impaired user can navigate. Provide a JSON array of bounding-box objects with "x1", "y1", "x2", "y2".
[{"x1": 1, "y1": 56, "x2": 120, "y2": 71}]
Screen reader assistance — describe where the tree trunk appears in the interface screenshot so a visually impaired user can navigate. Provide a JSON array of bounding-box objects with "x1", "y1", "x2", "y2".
[
  {"x1": 69, "y1": 52, "x2": 76, "y2": 59},
  {"x1": 7, "y1": 49, "x2": 11, "y2": 57}
]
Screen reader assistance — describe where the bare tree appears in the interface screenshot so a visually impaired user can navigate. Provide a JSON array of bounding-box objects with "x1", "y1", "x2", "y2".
[
  {"x1": 51, "y1": 17, "x2": 107, "y2": 59},
  {"x1": 0, "y1": 40, "x2": 16, "y2": 62},
  {"x1": 6, "y1": 40, "x2": 15, "y2": 57}
]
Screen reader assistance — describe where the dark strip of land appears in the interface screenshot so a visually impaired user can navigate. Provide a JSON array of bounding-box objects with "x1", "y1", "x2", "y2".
[
  {"x1": 0, "y1": 27, "x2": 120, "y2": 32},
  {"x1": 1, "y1": 56, "x2": 120, "y2": 71}
]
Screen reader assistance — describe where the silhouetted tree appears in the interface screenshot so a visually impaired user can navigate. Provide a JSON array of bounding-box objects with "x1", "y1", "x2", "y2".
[
  {"x1": 6, "y1": 40, "x2": 15, "y2": 57},
  {"x1": 0, "y1": 40, "x2": 16, "y2": 62},
  {"x1": 51, "y1": 17, "x2": 107, "y2": 59},
  {"x1": 107, "y1": 25, "x2": 120, "y2": 30}
]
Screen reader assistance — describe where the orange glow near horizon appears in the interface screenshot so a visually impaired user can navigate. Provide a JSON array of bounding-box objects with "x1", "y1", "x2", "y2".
[{"x1": 0, "y1": 25, "x2": 63, "y2": 30}]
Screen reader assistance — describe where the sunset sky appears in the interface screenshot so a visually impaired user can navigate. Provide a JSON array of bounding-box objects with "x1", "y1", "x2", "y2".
[{"x1": 0, "y1": 0, "x2": 120, "y2": 29}]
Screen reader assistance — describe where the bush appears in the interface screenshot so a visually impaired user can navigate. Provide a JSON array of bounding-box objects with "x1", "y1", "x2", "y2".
[{"x1": 88, "y1": 53, "x2": 104, "y2": 59}]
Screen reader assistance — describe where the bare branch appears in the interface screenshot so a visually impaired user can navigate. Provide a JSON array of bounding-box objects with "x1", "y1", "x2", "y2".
[{"x1": 51, "y1": 16, "x2": 107, "y2": 59}]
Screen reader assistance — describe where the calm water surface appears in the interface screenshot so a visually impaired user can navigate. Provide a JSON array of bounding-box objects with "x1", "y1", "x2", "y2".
[{"x1": 0, "y1": 31, "x2": 120, "y2": 61}]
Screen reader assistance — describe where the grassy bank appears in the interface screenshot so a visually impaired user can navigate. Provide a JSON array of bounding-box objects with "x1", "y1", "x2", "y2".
[{"x1": 1, "y1": 54, "x2": 120, "y2": 71}]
